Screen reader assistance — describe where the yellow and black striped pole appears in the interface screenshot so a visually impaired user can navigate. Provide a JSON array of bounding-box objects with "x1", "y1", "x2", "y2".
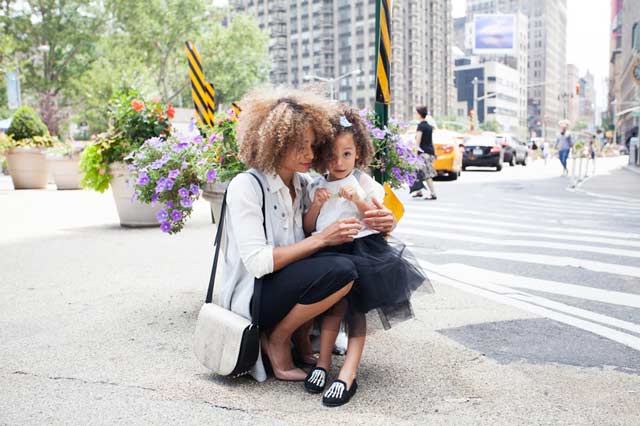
[
  {"x1": 374, "y1": 0, "x2": 391, "y2": 184},
  {"x1": 231, "y1": 102, "x2": 241, "y2": 118},
  {"x1": 185, "y1": 41, "x2": 215, "y2": 128}
]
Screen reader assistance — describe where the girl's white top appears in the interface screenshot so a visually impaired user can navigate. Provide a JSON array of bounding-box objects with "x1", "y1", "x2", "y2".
[{"x1": 307, "y1": 171, "x2": 385, "y2": 239}]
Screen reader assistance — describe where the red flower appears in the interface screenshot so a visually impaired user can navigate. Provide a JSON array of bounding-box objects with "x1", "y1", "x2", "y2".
[
  {"x1": 167, "y1": 103, "x2": 175, "y2": 119},
  {"x1": 131, "y1": 100, "x2": 145, "y2": 112}
]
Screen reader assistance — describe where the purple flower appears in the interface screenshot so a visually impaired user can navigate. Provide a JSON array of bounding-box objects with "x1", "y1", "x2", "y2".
[
  {"x1": 146, "y1": 137, "x2": 164, "y2": 148},
  {"x1": 165, "y1": 201, "x2": 174, "y2": 209},
  {"x1": 392, "y1": 167, "x2": 403, "y2": 181},
  {"x1": 172, "y1": 141, "x2": 189, "y2": 152},
  {"x1": 180, "y1": 197, "x2": 194, "y2": 208},
  {"x1": 150, "y1": 160, "x2": 163, "y2": 170},
  {"x1": 208, "y1": 133, "x2": 219, "y2": 144},
  {"x1": 155, "y1": 177, "x2": 167, "y2": 193},
  {"x1": 190, "y1": 184, "x2": 200, "y2": 196},
  {"x1": 193, "y1": 135, "x2": 204, "y2": 144},
  {"x1": 206, "y1": 169, "x2": 217, "y2": 183},
  {"x1": 188, "y1": 118, "x2": 196, "y2": 132},
  {"x1": 151, "y1": 193, "x2": 159, "y2": 204},
  {"x1": 181, "y1": 161, "x2": 189, "y2": 170},
  {"x1": 156, "y1": 209, "x2": 169, "y2": 222},
  {"x1": 136, "y1": 172, "x2": 150, "y2": 186},
  {"x1": 160, "y1": 221, "x2": 171, "y2": 233},
  {"x1": 371, "y1": 128, "x2": 386, "y2": 140},
  {"x1": 171, "y1": 209, "x2": 183, "y2": 221},
  {"x1": 197, "y1": 158, "x2": 207, "y2": 166},
  {"x1": 405, "y1": 172, "x2": 417, "y2": 187},
  {"x1": 178, "y1": 187, "x2": 190, "y2": 198},
  {"x1": 168, "y1": 169, "x2": 180, "y2": 179},
  {"x1": 164, "y1": 178, "x2": 175, "y2": 191}
]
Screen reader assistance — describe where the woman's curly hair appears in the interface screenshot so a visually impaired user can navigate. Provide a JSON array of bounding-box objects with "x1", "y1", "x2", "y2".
[
  {"x1": 236, "y1": 86, "x2": 337, "y2": 173},
  {"x1": 312, "y1": 105, "x2": 374, "y2": 173}
]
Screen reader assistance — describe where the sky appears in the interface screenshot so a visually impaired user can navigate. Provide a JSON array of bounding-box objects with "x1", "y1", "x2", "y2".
[{"x1": 452, "y1": 0, "x2": 611, "y2": 111}]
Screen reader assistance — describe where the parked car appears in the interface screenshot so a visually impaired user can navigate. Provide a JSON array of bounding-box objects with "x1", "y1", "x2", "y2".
[
  {"x1": 496, "y1": 134, "x2": 529, "y2": 166},
  {"x1": 462, "y1": 135, "x2": 504, "y2": 171}
]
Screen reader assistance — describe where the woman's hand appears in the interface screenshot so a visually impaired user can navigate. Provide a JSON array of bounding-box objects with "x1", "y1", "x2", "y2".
[
  {"x1": 312, "y1": 188, "x2": 331, "y2": 208},
  {"x1": 363, "y1": 198, "x2": 396, "y2": 234},
  {"x1": 315, "y1": 217, "x2": 362, "y2": 246}
]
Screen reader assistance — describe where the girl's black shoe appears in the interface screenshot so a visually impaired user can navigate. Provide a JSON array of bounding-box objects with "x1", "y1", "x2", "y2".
[
  {"x1": 322, "y1": 379, "x2": 357, "y2": 407},
  {"x1": 304, "y1": 367, "x2": 327, "y2": 394}
]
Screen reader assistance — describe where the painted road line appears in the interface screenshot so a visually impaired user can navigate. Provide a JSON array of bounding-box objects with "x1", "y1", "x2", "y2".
[
  {"x1": 394, "y1": 227, "x2": 640, "y2": 259},
  {"x1": 426, "y1": 249, "x2": 640, "y2": 279},
  {"x1": 399, "y1": 218, "x2": 640, "y2": 249},
  {"x1": 420, "y1": 261, "x2": 640, "y2": 352},
  {"x1": 404, "y1": 204, "x2": 640, "y2": 240},
  {"x1": 415, "y1": 261, "x2": 640, "y2": 309},
  {"x1": 499, "y1": 198, "x2": 638, "y2": 218},
  {"x1": 531, "y1": 195, "x2": 640, "y2": 211}
]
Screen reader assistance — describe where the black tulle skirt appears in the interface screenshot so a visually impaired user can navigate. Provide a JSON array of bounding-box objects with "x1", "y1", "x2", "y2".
[{"x1": 316, "y1": 233, "x2": 433, "y2": 330}]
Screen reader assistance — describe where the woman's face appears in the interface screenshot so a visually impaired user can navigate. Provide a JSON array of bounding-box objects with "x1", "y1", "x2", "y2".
[{"x1": 280, "y1": 126, "x2": 315, "y2": 174}]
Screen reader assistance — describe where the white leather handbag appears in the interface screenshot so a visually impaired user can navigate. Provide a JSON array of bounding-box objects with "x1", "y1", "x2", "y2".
[{"x1": 194, "y1": 172, "x2": 265, "y2": 377}]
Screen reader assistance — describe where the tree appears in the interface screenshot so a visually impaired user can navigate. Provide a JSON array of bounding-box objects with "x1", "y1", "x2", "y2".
[
  {"x1": 480, "y1": 119, "x2": 502, "y2": 133},
  {"x1": 1, "y1": 0, "x2": 107, "y2": 135},
  {"x1": 199, "y1": 14, "x2": 271, "y2": 108},
  {"x1": 572, "y1": 119, "x2": 588, "y2": 132}
]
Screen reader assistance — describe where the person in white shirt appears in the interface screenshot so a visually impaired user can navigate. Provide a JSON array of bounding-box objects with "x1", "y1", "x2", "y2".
[
  {"x1": 302, "y1": 106, "x2": 431, "y2": 407},
  {"x1": 218, "y1": 88, "x2": 397, "y2": 384}
]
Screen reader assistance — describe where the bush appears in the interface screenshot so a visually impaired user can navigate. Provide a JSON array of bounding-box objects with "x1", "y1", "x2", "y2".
[{"x1": 7, "y1": 106, "x2": 49, "y2": 141}]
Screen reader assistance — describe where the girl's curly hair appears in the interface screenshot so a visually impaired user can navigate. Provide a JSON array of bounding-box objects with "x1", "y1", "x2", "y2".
[
  {"x1": 312, "y1": 105, "x2": 374, "y2": 173},
  {"x1": 236, "y1": 86, "x2": 337, "y2": 173}
]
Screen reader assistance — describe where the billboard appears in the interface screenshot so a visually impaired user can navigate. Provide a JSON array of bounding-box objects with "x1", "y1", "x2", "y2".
[{"x1": 473, "y1": 14, "x2": 516, "y2": 55}]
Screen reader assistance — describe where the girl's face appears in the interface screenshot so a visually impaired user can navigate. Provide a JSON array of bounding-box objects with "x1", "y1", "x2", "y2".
[
  {"x1": 328, "y1": 132, "x2": 358, "y2": 180},
  {"x1": 279, "y1": 126, "x2": 315, "y2": 174}
]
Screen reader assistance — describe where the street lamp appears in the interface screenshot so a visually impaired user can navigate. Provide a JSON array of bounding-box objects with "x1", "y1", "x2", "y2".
[
  {"x1": 303, "y1": 69, "x2": 363, "y2": 100},
  {"x1": 12, "y1": 44, "x2": 50, "y2": 109}
]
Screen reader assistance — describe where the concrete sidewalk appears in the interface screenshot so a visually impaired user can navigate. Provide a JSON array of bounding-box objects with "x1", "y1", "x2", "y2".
[{"x1": 576, "y1": 163, "x2": 640, "y2": 202}]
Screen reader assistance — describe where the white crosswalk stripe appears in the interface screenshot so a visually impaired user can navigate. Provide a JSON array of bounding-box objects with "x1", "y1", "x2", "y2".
[{"x1": 396, "y1": 197, "x2": 640, "y2": 353}]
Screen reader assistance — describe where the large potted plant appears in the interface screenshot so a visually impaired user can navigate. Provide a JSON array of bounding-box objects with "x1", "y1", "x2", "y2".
[
  {"x1": 47, "y1": 141, "x2": 86, "y2": 190},
  {"x1": 80, "y1": 91, "x2": 174, "y2": 226},
  {"x1": 3, "y1": 106, "x2": 55, "y2": 189},
  {"x1": 127, "y1": 111, "x2": 245, "y2": 234}
]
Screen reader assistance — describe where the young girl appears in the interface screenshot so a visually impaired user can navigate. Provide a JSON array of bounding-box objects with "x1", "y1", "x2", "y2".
[{"x1": 302, "y1": 106, "x2": 431, "y2": 406}]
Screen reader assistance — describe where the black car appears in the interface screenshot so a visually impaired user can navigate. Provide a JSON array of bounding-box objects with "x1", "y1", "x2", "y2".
[
  {"x1": 462, "y1": 135, "x2": 504, "y2": 171},
  {"x1": 496, "y1": 134, "x2": 529, "y2": 166}
]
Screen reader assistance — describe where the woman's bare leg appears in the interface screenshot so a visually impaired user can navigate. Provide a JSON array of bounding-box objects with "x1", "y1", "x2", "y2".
[
  {"x1": 292, "y1": 320, "x2": 316, "y2": 364},
  {"x1": 264, "y1": 282, "x2": 353, "y2": 380}
]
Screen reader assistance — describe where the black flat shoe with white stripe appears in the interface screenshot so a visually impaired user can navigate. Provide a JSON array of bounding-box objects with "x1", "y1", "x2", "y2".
[
  {"x1": 304, "y1": 367, "x2": 327, "y2": 394},
  {"x1": 322, "y1": 379, "x2": 357, "y2": 407}
]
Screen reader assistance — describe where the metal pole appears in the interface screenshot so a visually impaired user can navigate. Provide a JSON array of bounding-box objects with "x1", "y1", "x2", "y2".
[{"x1": 473, "y1": 77, "x2": 478, "y2": 130}]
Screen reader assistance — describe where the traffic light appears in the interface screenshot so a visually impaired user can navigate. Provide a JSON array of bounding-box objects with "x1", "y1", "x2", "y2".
[{"x1": 575, "y1": 83, "x2": 580, "y2": 95}]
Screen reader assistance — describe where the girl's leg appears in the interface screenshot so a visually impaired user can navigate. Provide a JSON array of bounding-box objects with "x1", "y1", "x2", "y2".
[
  {"x1": 316, "y1": 298, "x2": 349, "y2": 370},
  {"x1": 264, "y1": 282, "x2": 353, "y2": 381},
  {"x1": 336, "y1": 312, "x2": 367, "y2": 387},
  {"x1": 292, "y1": 320, "x2": 316, "y2": 364}
]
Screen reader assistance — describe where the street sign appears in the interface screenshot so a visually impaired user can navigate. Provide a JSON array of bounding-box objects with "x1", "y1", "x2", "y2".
[
  {"x1": 632, "y1": 111, "x2": 640, "y2": 117},
  {"x1": 6, "y1": 70, "x2": 21, "y2": 110}
]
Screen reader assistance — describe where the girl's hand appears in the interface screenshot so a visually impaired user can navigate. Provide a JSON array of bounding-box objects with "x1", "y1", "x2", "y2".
[
  {"x1": 312, "y1": 188, "x2": 331, "y2": 207},
  {"x1": 363, "y1": 198, "x2": 396, "y2": 234},
  {"x1": 339, "y1": 185, "x2": 360, "y2": 202},
  {"x1": 316, "y1": 218, "x2": 362, "y2": 246}
]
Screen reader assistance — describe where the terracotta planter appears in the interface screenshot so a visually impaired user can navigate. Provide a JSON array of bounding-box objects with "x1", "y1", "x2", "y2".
[
  {"x1": 6, "y1": 147, "x2": 50, "y2": 189},
  {"x1": 109, "y1": 162, "x2": 162, "y2": 227},
  {"x1": 202, "y1": 181, "x2": 229, "y2": 224},
  {"x1": 48, "y1": 155, "x2": 82, "y2": 190}
]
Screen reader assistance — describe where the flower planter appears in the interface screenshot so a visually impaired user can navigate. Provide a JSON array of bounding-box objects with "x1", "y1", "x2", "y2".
[
  {"x1": 5, "y1": 147, "x2": 50, "y2": 189},
  {"x1": 109, "y1": 162, "x2": 162, "y2": 227},
  {"x1": 48, "y1": 155, "x2": 82, "y2": 190},
  {"x1": 202, "y1": 181, "x2": 229, "y2": 224}
]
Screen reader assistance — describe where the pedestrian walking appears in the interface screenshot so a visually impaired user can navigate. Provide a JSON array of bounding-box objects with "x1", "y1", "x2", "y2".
[
  {"x1": 412, "y1": 106, "x2": 438, "y2": 200},
  {"x1": 555, "y1": 120, "x2": 573, "y2": 175},
  {"x1": 587, "y1": 135, "x2": 597, "y2": 175}
]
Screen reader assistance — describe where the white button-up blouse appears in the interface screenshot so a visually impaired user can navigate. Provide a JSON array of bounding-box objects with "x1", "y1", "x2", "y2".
[{"x1": 215, "y1": 169, "x2": 310, "y2": 382}]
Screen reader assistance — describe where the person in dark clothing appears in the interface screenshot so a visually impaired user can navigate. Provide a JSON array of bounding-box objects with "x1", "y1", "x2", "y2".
[{"x1": 412, "y1": 106, "x2": 437, "y2": 200}]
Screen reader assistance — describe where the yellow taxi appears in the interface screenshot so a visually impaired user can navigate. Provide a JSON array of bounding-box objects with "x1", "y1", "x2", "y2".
[{"x1": 433, "y1": 129, "x2": 464, "y2": 180}]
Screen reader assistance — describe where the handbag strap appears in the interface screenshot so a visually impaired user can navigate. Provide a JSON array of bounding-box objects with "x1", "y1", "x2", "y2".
[{"x1": 205, "y1": 172, "x2": 266, "y2": 325}]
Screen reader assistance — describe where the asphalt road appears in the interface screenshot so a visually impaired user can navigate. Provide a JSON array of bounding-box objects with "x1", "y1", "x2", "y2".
[{"x1": 1, "y1": 156, "x2": 639, "y2": 426}]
